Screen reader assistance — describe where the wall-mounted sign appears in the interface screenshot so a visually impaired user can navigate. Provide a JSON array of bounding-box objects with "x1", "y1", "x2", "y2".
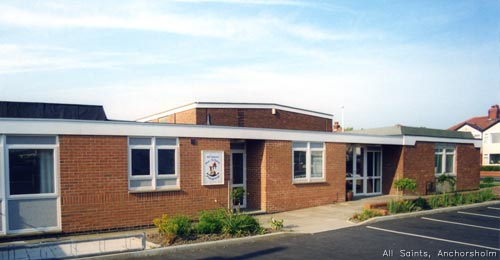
[{"x1": 202, "y1": 150, "x2": 224, "y2": 185}]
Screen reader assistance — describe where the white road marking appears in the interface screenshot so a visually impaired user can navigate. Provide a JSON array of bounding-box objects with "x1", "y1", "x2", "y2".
[
  {"x1": 367, "y1": 226, "x2": 500, "y2": 251},
  {"x1": 458, "y1": 211, "x2": 500, "y2": 219},
  {"x1": 487, "y1": 207, "x2": 500, "y2": 210},
  {"x1": 421, "y1": 217, "x2": 500, "y2": 231}
]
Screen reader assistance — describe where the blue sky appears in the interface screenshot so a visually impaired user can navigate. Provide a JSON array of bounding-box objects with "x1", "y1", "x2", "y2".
[{"x1": 0, "y1": 0, "x2": 498, "y2": 129}]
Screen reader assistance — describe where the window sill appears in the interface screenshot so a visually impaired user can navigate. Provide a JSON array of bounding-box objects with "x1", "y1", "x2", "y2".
[
  {"x1": 293, "y1": 179, "x2": 326, "y2": 185},
  {"x1": 129, "y1": 187, "x2": 181, "y2": 193}
]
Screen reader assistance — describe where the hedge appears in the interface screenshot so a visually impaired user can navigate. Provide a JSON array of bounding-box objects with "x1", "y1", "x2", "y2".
[{"x1": 481, "y1": 166, "x2": 500, "y2": 171}]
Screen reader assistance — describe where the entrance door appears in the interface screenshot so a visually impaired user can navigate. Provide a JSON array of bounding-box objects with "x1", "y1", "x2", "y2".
[
  {"x1": 365, "y1": 149, "x2": 382, "y2": 194},
  {"x1": 231, "y1": 150, "x2": 246, "y2": 208},
  {"x1": 346, "y1": 146, "x2": 382, "y2": 196}
]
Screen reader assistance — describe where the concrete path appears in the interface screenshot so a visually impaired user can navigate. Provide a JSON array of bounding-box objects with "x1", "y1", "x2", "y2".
[
  {"x1": 257, "y1": 195, "x2": 398, "y2": 233},
  {"x1": 0, "y1": 233, "x2": 148, "y2": 260}
]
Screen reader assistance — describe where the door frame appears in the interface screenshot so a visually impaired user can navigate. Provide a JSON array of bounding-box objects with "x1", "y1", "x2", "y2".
[
  {"x1": 1, "y1": 135, "x2": 62, "y2": 235},
  {"x1": 347, "y1": 145, "x2": 383, "y2": 196},
  {"x1": 364, "y1": 148, "x2": 383, "y2": 195},
  {"x1": 230, "y1": 149, "x2": 247, "y2": 208}
]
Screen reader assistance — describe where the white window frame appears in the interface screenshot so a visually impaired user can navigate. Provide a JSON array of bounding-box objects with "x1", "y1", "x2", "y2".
[
  {"x1": 3, "y1": 135, "x2": 61, "y2": 234},
  {"x1": 0, "y1": 135, "x2": 5, "y2": 235},
  {"x1": 128, "y1": 137, "x2": 179, "y2": 192},
  {"x1": 434, "y1": 144, "x2": 456, "y2": 177},
  {"x1": 292, "y1": 142, "x2": 325, "y2": 183},
  {"x1": 5, "y1": 137, "x2": 59, "y2": 199}
]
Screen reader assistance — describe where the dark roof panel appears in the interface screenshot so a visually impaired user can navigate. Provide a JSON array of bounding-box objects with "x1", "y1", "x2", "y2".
[
  {"x1": 352, "y1": 125, "x2": 474, "y2": 139},
  {"x1": 0, "y1": 101, "x2": 108, "y2": 121}
]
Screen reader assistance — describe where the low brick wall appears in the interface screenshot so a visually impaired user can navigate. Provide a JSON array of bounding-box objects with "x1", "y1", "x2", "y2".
[{"x1": 480, "y1": 171, "x2": 500, "y2": 177}]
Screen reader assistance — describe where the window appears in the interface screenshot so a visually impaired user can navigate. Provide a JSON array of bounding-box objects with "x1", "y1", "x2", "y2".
[
  {"x1": 128, "y1": 137, "x2": 179, "y2": 191},
  {"x1": 6, "y1": 136, "x2": 57, "y2": 196},
  {"x1": 434, "y1": 144, "x2": 455, "y2": 176},
  {"x1": 490, "y1": 154, "x2": 500, "y2": 165},
  {"x1": 292, "y1": 142, "x2": 324, "y2": 182},
  {"x1": 492, "y1": 133, "x2": 500, "y2": 144}
]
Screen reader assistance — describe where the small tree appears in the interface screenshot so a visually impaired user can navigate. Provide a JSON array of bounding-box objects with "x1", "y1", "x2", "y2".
[
  {"x1": 394, "y1": 178, "x2": 417, "y2": 198},
  {"x1": 231, "y1": 187, "x2": 245, "y2": 211}
]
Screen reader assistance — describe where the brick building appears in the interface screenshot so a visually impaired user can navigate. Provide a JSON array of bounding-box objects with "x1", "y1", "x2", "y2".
[{"x1": 0, "y1": 101, "x2": 480, "y2": 237}]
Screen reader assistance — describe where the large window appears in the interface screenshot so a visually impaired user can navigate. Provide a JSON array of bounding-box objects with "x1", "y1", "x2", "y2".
[
  {"x1": 434, "y1": 144, "x2": 455, "y2": 176},
  {"x1": 128, "y1": 137, "x2": 179, "y2": 191},
  {"x1": 293, "y1": 142, "x2": 324, "y2": 182},
  {"x1": 6, "y1": 136, "x2": 57, "y2": 196},
  {"x1": 490, "y1": 154, "x2": 500, "y2": 165}
]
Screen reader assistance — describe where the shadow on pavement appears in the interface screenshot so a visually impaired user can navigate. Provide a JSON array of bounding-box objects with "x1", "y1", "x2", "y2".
[{"x1": 200, "y1": 246, "x2": 287, "y2": 260}]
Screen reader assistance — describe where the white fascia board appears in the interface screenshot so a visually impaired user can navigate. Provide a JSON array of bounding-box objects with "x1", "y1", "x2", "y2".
[
  {"x1": 403, "y1": 136, "x2": 482, "y2": 148},
  {"x1": 0, "y1": 118, "x2": 399, "y2": 145},
  {"x1": 137, "y1": 103, "x2": 333, "y2": 122}
]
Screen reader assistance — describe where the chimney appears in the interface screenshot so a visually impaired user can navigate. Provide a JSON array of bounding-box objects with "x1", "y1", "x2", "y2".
[
  {"x1": 488, "y1": 105, "x2": 499, "y2": 120},
  {"x1": 333, "y1": 121, "x2": 342, "y2": 132}
]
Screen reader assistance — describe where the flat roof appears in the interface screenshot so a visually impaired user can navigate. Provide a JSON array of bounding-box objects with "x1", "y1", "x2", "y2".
[
  {"x1": 0, "y1": 118, "x2": 481, "y2": 148},
  {"x1": 351, "y1": 125, "x2": 474, "y2": 139},
  {"x1": 137, "y1": 102, "x2": 334, "y2": 121},
  {"x1": 0, "y1": 101, "x2": 107, "y2": 121}
]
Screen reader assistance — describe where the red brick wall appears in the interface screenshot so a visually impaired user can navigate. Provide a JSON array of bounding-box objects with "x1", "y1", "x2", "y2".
[
  {"x1": 382, "y1": 145, "x2": 404, "y2": 195},
  {"x1": 59, "y1": 136, "x2": 230, "y2": 233},
  {"x1": 264, "y1": 141, "x2": 345, "y2": 212},
  {"x1": 402, "y1": 142, "x2": 435, "y2": 195},
  {"x1": 197, "y1": 108, "x2": 239, "y2": 127},
  {"x1": 153, "y1": 109, "x2": 197, "y2": 124},
  {"x1": 162, "y1": 108, "x2": 333, "y2": 132},
  {"x1": 456, "y1": 144, "x2": 480, "y2": 191},
  {"x1": 246, "y1": 140, "x2": 265, "y2": 210}
]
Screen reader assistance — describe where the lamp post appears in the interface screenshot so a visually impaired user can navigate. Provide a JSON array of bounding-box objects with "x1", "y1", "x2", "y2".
[{"x1": 341, "y1": 105, "x2": 345, "y2": 133}]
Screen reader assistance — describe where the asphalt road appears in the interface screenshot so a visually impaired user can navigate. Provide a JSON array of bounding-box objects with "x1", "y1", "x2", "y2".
[{"x1": 131, "y1": 203, "x2": 500, "y2": 260}]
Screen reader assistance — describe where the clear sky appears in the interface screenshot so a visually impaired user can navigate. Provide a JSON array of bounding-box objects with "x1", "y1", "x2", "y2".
[{"x1": 0, "y1": 0, "x2": 498, "y2": 129}]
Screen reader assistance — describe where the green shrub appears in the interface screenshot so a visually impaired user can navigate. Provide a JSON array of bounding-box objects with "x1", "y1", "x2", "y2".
[
  {"x1": 394, "y1": 178, "x2": 417, "y2": 195},
  {"x1": 153, "y1": 214, "x2": 193, "y2": 244},
  {"x1": 428, "y1": 196, "x2": 441, "y2": 209},
  {"x1": 440, "y1": 194, "x2": 450, "y2": 207},
  {"x1": 454, "y1": 193, "x2": 465, "y2": 205},
  {"x1": 483, "y1": 176, "x2": 495, "y2": 184},
  {"x1": 196, "y1": 208, "x2": 226, "y2": 234},
  {"x1": 477, "y1": 189, "x2": 494, "y2": 202},
  {"x1": 221, "y1": 212, "x2": 261, "y2": 236},
  {"x1": 414, "y1": 197, "x2": 428, "y2": 210},
  {"x1": 387, "y1": 200, "x2": 398, "y2": 214},
  {"x1": 480, "y1": 177, "x2": 499, "y2": 188},
  {"x1": 387, "y1": 200, "x2": 416, "y2": 214},
  {"x1": 353, "y1": 209, "x2": 383, "y2": 221},
  {"x1": 465, "y1": 193, "x2": 476, "y2": 204},
  {"x1": 269, "y1": 217, "x2": 284, "y2": 231},
  {"x1": 481, "y1": 166, "x2": 500, "y2": 171},
  {"x1": 232, "y1": 187, "x2": 246, "y2": 207}
]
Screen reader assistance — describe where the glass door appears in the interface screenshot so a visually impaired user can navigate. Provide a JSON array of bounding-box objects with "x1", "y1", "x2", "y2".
[
  {"x1": 346, "y1": 145, "x2": 382, "y2": 196},
  {"x1": 354, "y1": 147, "x2": 365, "y2": 195},
  {"x1": 365, "y1": 149, "x2": 382, "y2": 195},
  {"x1": 231, "y1": 151, "x2": 246, "y2": 208},
  {"x1": 346, "y1": 146, "x2": 365, "y2": 196}
]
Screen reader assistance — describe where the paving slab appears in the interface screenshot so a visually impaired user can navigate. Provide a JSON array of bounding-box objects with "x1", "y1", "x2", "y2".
[{"x1": 257, "y1": 195, "x2": 398, "y2": 233}]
